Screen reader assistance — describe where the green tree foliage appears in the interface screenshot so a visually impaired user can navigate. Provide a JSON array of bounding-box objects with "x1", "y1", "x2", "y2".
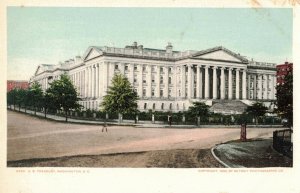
[
  {"x1": 101, "y1": 74, "x2": 138, "y2": 117},
  {"x1": 28, "y1": 82, "x2": 44, "y2": 115},
  {"x1": 15, "y1": 89, "x2": 28, "y2": 112},
  {"x1": 276, "y1": 72, "x2": 293, "y2": 127},
  {"x1": 246, "y1": 102, "x2": 268, "y2": 125},
  {"x1": 46, "y1": 74, "x2": 81, "y2": 122},
  {"x1": 7, "y1": 89, "x2": 18, "y2": 110},
  {"x1": 187, "y1": 102, "x2": 210, "y2": 125}
]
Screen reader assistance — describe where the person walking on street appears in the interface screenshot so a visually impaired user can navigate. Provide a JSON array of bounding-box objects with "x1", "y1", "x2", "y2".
[{"x1": 102, "y1": 123, "x2": 108, "y2": 132}]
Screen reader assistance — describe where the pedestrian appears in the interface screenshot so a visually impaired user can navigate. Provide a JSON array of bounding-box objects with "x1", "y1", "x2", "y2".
[
  {"x1": 168, "y1": 114, "x2": 172, "y2": 127},
  {"x1": 102, "y1": 123, "x2": 108, "y2": 132}
]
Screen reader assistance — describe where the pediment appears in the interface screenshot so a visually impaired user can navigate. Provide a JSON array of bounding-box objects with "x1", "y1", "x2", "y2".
[
  {"x1": 84, "y1": 47, "x2": 103, "y2": 61},
  {"x1": 35, "y1": 66, "x2": 43, "y2": 75},
  {"x1": 191, "y1": 47, "x2": 248, "y2": 63}
]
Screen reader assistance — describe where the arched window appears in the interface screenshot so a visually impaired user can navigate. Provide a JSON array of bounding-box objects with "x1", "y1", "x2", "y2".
[
  {"x1": 144, "y1": 103, "x2": 147, "y2": 110},
  {"x1": 161, "y1": 103, "x2": 164, "y2": 110}
]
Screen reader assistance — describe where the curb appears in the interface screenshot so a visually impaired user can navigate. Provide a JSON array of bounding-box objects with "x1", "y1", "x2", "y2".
[{"x1": 210, "y1": 146, "x2": 231, "y2": 168}]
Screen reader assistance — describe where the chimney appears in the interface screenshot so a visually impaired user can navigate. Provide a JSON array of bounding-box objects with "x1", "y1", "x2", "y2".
[
  {"x1": 132, "y1": 41, "x2": 138, "y2": 48},
  {"x1": 166, "y1": 42, "x2": 173, "y2": 54},
  {"x1": 75, "y1": 56, "x2": 82, "y2": 64},
  {"x1": 137, "y1": 45, "x2": 143, "y2": 50}
]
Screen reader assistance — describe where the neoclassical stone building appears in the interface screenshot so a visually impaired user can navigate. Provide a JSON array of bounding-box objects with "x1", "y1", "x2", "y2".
[{"x1": 30, "y1": 42, "x2": 277, "y2": 113}]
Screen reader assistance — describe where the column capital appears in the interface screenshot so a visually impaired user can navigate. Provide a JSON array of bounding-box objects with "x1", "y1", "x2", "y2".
[
  {"x1": 212, "y1": 66, "x2": 218, "y2": 69},
  {"x1": 228, "y1": 67, "x2": 233, "y2": 71},
  {"x1": 235, "y1": 68, "x2": 240, "y2": 71},
  {"x1": 204, "y1": 65, "x2": 210, "y2": 69}
]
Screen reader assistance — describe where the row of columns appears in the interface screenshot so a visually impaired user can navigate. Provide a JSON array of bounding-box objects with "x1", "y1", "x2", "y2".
[
  {"x1": 182, "y1": 65, "x2": 247, "y2": 100},
  {"x1": 84, "y1": 63, "x2": 101, "y2": 98},
  {"x1": 248, "y1": 73, "x2": 276, "y2": 100},
  {"x1": 69, "y1": 62, "x2": 276, "y2": 104}
]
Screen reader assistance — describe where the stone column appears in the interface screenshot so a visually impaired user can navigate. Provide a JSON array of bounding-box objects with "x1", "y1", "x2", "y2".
[
  {"x1": 196, "y1": 65, "x2": 202, "y2": 99},
  {"x1": 242, "y1": 69, "x2": 247, "y2": 99},
  {"x1": 204, "y1": 66, "x2": 210, "y2": 99},
  {"x1": 92, "y1": 65, "x2": 95, "y2": 98},
  {"x1": 257, "y1": 74, "x2": 262, "y2": 99},
  {"x1": 235, "y1": 68, "x2": 240, "y2": 100},
  {"x1": 164, "y1": 66, "x2": 169, "y2": 98},
  {"x1": 264, "y1": 74, "x2": 268, "y2": 99},
  {"x1": 273, "y1": 75, "x2": 277, "y2": 99},
  {"x1": 253, "y1": 74, "x2": 257, "y2": 100},
  {"x1": 128, "y1": 63, "x2": 134, "y2": 84},
  {"x1": 90, "y1": 66, "x2": 93, "y2": 97},
  {"x1": 95, "y1": 64, "x2": 99, "y2": 98},
  {"x1": 86, "y1": 67, "x2": 90, "y2": 98},
  {"x1": 181, "y1": 65, "x2": 186, "y2": 98},
  {"x1": 247, "y1": 74, "x2": 251, "y2": 99},
  {"x1": 138, "y1": 65, "x2": 143, "y2": 98},
  {"x1": 120, "y1": 63, "x2": 125, "y2": 75},
  {"x1": 187, "y1": 64, "x2": 193, "y2": 98},
  {"x1": 220, "y1": 67, "x2": 225, "y2": 100},
  {"x1": 212, "y1": 66, "x2": 217, "y2": 99},
  {"x1": 103, "y1": 62, "x2": 109, "y2": 94},
  {"x1": 228, "y1": 67, "x2": 233, "y2": 100},
  {"x1": 155, "y1": 66, "x2": 160, "y2": 97},
  {"x1": 146, "y1": 65, "x2": 152, "y2": 97},
  {"x1": 108, "y1": 62, "x2": 115, "y2": 87}
]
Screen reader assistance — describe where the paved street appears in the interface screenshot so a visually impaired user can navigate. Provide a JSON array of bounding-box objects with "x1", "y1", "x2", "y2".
[{"x1": 7, "y1": 110, "x2": 283, "y2": 161}]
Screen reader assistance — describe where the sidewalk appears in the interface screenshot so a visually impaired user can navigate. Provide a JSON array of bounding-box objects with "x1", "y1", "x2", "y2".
[{"x1": 212, "y1": 138, "x2": 292, "y2": 168}]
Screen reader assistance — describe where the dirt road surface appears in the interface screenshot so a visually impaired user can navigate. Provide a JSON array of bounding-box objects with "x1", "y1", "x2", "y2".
[{"x1": 7, "y1": 111, "x2": 282, "y2": 162}]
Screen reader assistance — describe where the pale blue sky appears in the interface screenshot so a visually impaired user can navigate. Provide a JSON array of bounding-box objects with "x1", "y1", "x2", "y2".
[{"x1": 7, "y1": 7, "x2": 292, "y2": 80}]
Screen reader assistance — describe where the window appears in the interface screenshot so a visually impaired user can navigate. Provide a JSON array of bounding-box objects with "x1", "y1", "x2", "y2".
[
  {"x1": 178, "y1": 90, "x2": 181, "y2": 97},
  {"x1": 134, "y1": 65, "x2": 137, "y2": 71},
  {"x1": 153, "y1": 103, "x2": 156, "y2": 110},
  {"x1": 143, "y1": 89, "x2": 146, "y2": 97},
  {"x1": 160, "y1": 90, "x2": 163, "y2": 97},
  {"x1": 143, "y1": 79, "x2": 146, "y2": 83},
  {"x1": 160, "y1": 67, "x2": 164, "y2": 72},
  {"x1": 115, "y1": 64, "x2": 119, "y2": 70},
  {"x1": 177, "y1": 104, "x2": 179, "y2": 110},
  {"x1": 151, "y1": 66, "x2": 155, "y2": 72},
  {"x1": 134, "y1": 75, "x2": 137, "y2": 83},
  {"x1": 168, "y1": 77, "x2": 172, "y2": 84},
  {"x1": 142, "y1": 66, "x2": 146, "y2": 72},
  {"x1": 144, "y1": 103, "x2": 147, "y2": 110},
  {"x1": 151, "y1": 89, "x2": 155, "y2": 97},
  {"x1": 169, "y1": 103, "x2": 172, "y2": 110},
  {"x1": 161, "y1": 103, "x2": 164, "y2": 110},
  {"x1": 160, "y1": 76, "x2": 163, "y2": 84},
  {"x1": 168, "y1": 89, "x2": 172, "y2": 98},
  {"x1": 125, "y1": 65, "x2": 128, "y2": 71},
  {"x1": 152, "y1": 76, "x2": 155, "y2": 83},
  {"x1": 169, "y1": 67, "x2": 172, "y2": 73}
]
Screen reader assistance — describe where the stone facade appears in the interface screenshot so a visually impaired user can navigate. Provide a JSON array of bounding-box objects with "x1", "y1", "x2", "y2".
[{"x1": 30, "y1": 42, "x2": 277, "y2": 112}]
